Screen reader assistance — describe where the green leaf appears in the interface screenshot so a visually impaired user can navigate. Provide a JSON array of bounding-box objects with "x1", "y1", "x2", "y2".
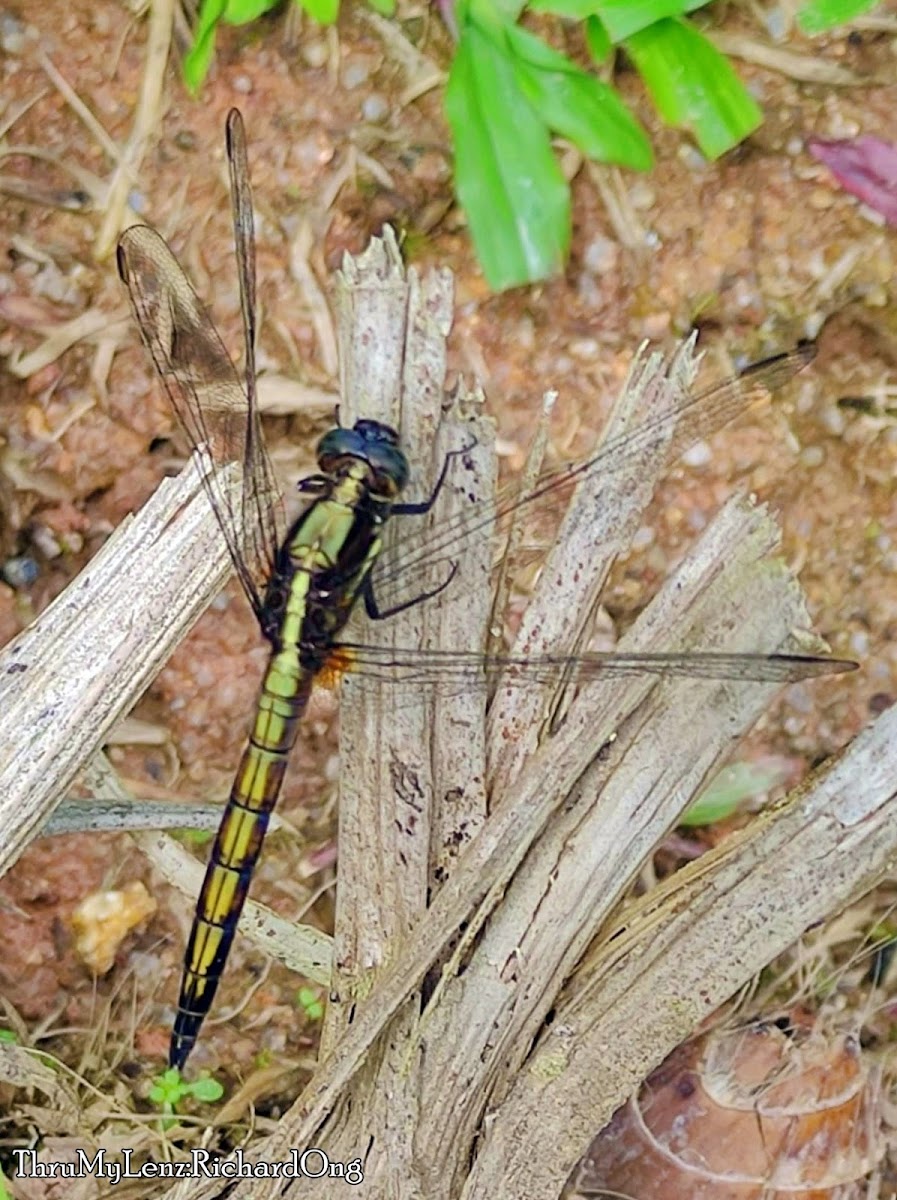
[
  {"x1": 527, "y1": 0, "x2": 603, "y2": 17},
  {"x1": 591, "y1": 0, "x2": 711, "y2": 42},
  {"x1": 797, "y1": 0, "x2": 879, "y2": 33},
  {"x1": 183, "y1": 0, "x2": 228, "y2": 95},
  {"x1": 295, "y1": 0, "x2": 340, "y2": 21},
  {"x1": 481, "y1": 0, "x2": 529, "y2": 22},
  {"x1": 223, "y1": 0, "x2": 280, "y2": 21},
  {"x1": 682, "y1": 761, "x2": 788, "y2": 828},
  {"x1": 0, "y1": 1029, "x2": 17, "y2": 1044},
  {"x1": 367, "y1": 0, "x2": 396, "y2": 14},
  {"x1": 150, "y1": 1067, "x2": 185, "y2": 1107},
  {"x1": 297, "y1": 986, "x2": 325, "y2": 1020},
  {"x1": 625, "y1": 17, "x2": 762, "y2": 158},
  {"x1": 174, "y1": 826, "x2": 214, "y2": 847},
  {"x1": 869, "y1": 921, "x2": 897, "y2": 942},
  {"x1": 445, "y1": 18, "x2": 570, "y2": 289},
  {"x1": 505, "y1": 23, "x2": 652, "y2": 169},
  {"x1": 189, "y1": 1075, "x2": 225, "y2": 1103},
  {"x1": 584, "y1": 14, "x2": 612, "y2": 61}
]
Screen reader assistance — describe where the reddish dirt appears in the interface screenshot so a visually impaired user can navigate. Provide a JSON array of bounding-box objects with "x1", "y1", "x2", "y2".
[{"x1": 0, "y1": 0, "x2": 895, "y2": 1169}]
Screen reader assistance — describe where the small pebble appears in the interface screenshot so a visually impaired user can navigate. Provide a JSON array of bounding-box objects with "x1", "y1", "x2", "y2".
[
  {"x1": 577, "y1": 272, "x2": 602, "y2": 310},
  {"x1": 342, "y1": 61, "x2": 370, "y2": 89},
  {"x1": 629, "y1": 181, "x2": 656, "y2": 210},
  {"x1": 686, "y1": 508, "x2": 707, "y2": 533},
  {"x1": 568, "y1": 338, "x2": 599, "y2": 362},
  {"x1": 29, "y1": 524, "x2": 61, "y2": 560},
  {"x1": 640, "y1": 310, "x2": 670, "y2": 339},
  {"x1": 2, "y1": 556, "x2": 39, "y2": 589},
  {"x1": 765, "y1": 7, "x2": 786, "y2": 37},
  {"x1": 850, "y1": 629, "x2": 870, "y2": 657},
  {"x1": 678, "y1": 144, "x2": 707, "y2": 172},
  {"x1": 808, "y1": 187, "x2": 834, "y2": 210},
  {"x1": 681, "y1": 440, "x2": 712, "y2": 468},
  {"x1": 646, "y1": 545, "x2": 669, "y2": 574},
  {"x1": 583, "y1": 235, "x2": 618, "y2": 275},
  {"x1": 362, "y1": 93, "x2": 389, "y2": 122},
  {"x1": 233, "y1": 74, "x2": 253, "y2": 94},
  {"x1": 302, "y1": 39, "x2": 329, "y2": 68},
  {"x1": 799, "y1": 445, "x2": 825, "y2": 468},
  {"x1": 818, "y1": 405, "x2": 845, "y2": 436},
  {"x1": 0, "y1": 12, "x2": 26, "y2": 54},
  {"x1": 515, "y1": 315, "x2": 535, "y2": 350}
]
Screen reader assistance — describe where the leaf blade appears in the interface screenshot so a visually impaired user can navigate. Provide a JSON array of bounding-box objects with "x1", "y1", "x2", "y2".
[
  {"x1": 625, "y1": 16, "x2": 762, "y2": 159},
  {"x1": 506, "y1": 23, "x2": 653, "y2": 169},
  {"x1": 445, "y1": 18, "x2": 571, "y2": 289}
]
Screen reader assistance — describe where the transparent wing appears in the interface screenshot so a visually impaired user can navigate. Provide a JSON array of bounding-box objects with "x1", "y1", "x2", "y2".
[
  {"x1": 116, "y1": 112, "x2": 283, "y2": 622},
  {"x1": 369, "y1": 345, "x2": 817, "y2": 609},
  {"x1": 332, "y1": 642, "x2": 857, "y2": 690},
  {"x1": 224, "y1": 109, "x2": 284, "y2": 596}
]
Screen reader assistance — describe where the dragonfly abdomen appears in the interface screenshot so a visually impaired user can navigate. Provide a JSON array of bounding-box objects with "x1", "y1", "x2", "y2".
[{"x1": 169, "y1": 663, "x2": 312, "y2": 1069}]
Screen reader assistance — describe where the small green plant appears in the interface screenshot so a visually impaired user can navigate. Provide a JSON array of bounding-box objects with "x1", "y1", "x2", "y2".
[
  {"x1": 0, "y1": 1029, "x2": 18, "y2": 1044},
  {"x1": 184, "y1": 0, "x2": 395, "y2": 94},
  {"x1": 797, "y1": 0, "x2": 879, "y2": 33},
  {"x1": 150, "y1": 1066, "x2": 224, "y2": 1127},
  {"x1": 447, "y1": 0, "x2": 768, "y2": 287},
  {"x1": 681, "y1": 760, "x2": 788, "y2": 828},
  {"x1": 181, "y1": 0, "x2": 881, "y2": 289},
  {"x1": 173, "y1": 826, "x2": 215, "y2": 848},
  {"x1": 296, "y1": 985, "x2": 324, "y2": 1021}
]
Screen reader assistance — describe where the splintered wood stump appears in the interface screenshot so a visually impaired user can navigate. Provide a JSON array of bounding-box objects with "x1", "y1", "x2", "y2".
[{"x1": 148, "y1": 235, "x2": 896, "y2": 1200}]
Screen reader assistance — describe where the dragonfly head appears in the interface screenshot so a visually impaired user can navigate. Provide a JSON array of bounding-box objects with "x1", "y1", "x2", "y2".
[{"x1": 317, "y1": 419, "x2": 410, "y2": 499}]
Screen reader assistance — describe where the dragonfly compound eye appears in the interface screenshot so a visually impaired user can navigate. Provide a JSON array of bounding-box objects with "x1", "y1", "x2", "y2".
[
  {"x1": 354, "y1": 420, "x2": 409, "y2": 495},
  {"x1": 316, "y1": 421, "x2": 409, "y2": 497},
  {"x1": 368, "y1": 446, "x2": 410, "y2": 498}
]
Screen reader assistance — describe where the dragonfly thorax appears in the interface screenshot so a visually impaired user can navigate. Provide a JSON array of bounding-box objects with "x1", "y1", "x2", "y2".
[{"x1": 316, "y1": 419, "x2": 410, "y2": 500}]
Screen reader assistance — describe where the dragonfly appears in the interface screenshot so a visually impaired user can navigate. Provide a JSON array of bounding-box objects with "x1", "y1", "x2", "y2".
[{"x1": 117, "y1": 109, "x2": 856, "y2": 1070}]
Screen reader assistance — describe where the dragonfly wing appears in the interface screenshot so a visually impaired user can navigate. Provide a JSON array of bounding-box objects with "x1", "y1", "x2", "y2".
[
  {"x1": 368, "y1": 345, "x2": 816, "y2": 611},
  {"x1": 331, "y1": 643, "x2": 857, "y2": 693},
  {"x1": 224, "y1": 109, "x2": 285, "y2": 598},
  {"x1": 117, "y1": 225, "x2": 281, "y2": 621}
]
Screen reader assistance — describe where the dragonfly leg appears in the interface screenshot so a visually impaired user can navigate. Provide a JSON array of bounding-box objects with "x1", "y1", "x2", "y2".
[
  {"x1": 363, "y1": 559, "x2": 459, "y2": 621},
  {"x1": 390, "y1": 434, "x2": 477, "y2": 516},
  {"x1": 296, "y1": 472, "x2": 332, "y2": 497}
]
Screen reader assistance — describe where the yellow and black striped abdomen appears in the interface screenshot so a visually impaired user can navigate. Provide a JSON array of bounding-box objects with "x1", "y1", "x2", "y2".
[
  {"x1": 169, "y1": 477, "x2": 390, "y2": 1069},
  {"x1": 168, "y1": 652, "x2": 311, "y2": 1067}
]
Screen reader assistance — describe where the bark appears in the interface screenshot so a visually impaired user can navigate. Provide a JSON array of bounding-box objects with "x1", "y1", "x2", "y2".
[{"x1": 0, "y1": 460, "x2": 235, "y2": 876}]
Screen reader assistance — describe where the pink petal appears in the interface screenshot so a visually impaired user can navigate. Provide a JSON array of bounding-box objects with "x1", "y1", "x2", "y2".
[{"x1": 808, "y1": 134, "x2": 897, "y2": 225}]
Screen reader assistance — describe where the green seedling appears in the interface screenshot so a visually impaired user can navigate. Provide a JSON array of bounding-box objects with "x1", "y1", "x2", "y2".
[
  {"x1": 296, "y1": 986, "x2": 324, "y2": 1021},
  {"x1": 150, "y1": 1066, "x2": 225, "y2": 1127}
]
